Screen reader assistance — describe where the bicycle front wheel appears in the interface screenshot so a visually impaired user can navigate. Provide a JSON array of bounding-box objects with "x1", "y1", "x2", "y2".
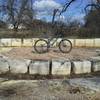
[
  {"x1": 59, "y1": 39, "x2": 72, "y2": 53},
  {"x1": 34, "y1": 39, "x2": 48, "y2": 53}
]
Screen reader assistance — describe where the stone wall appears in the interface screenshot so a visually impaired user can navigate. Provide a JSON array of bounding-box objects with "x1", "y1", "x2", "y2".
[
  {"x1": 0, "y1": 55, "x2": 100, "y2": 76},
  {"x1": 0, "y1": 38, "x2": 100, "y2": 47}
]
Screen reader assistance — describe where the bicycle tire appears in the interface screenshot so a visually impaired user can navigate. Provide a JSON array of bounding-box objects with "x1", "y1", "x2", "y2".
[
  {"x1": 34, "y1": 39, "x2": 48, "y2": 53},
  {"x1": 59, "y1": 39, "x2": 72, "y2": 53}
]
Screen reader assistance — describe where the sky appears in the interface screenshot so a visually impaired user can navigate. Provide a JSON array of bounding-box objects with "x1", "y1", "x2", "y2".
[
  {"x1": 0, "y1": 0, "x2": 92, "y2": 23},
  {"x1": 34, "y1": 0, "x2": 93, "y2": 23}
]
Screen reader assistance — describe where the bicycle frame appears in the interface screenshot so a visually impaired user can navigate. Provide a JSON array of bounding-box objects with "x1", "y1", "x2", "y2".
[
  {"x1": 46, "y1": 36, "x2": 64, "y2": 48},
  {"x1": 47, "y1": 38, "x2": 58, "y2": 48}
]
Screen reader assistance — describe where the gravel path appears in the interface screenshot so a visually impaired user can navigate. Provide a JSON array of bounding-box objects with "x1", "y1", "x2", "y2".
[{"x1": 1, "y1": 47, "x2": 99, "y2": 60}]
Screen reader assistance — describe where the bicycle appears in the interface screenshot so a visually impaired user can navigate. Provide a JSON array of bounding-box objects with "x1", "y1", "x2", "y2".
[
  {"x1": 34, "y1": 35, "x2": 72, "y2": 53},
  {"x1": 34, "y1": 7, "x2": 73, "y2": 54}
]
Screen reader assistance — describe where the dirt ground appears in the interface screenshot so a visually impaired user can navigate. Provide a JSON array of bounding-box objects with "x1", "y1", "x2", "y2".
[
  {"x1": 1, "y1": 47, "x2": 99, "y2": 60},
  {"x1": 0, "y1": 78, "x2": 100, "y2": 100}
]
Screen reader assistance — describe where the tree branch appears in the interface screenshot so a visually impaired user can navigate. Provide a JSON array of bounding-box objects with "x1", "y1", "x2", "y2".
[{"x1": 51, "y1": 0, "x2": 76, "y2": 25}]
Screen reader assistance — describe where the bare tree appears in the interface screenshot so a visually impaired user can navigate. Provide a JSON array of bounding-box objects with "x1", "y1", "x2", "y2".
[
  {"x1": 52, "y1": 0, "x2": 76, "y2": 26},
  {"x1": 0, "y1": 0, "x2": 35, "y2": 31},
  {"x1": 85, "y1": 0, "x2": 100, "y2": 13},
  {"x1": 51, "y1": 0, "x2": 76, "y2": 37},
  {"x1": 0, "y1": 20, "x2": 7, "y2": 28}
]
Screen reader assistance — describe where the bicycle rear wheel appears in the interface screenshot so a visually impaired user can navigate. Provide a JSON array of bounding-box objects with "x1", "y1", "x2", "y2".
[
  {"x1": 34, "y1": 39, "x2": 48, "y2": 53},
  {"x1": 59, "y1": 39, "x2": 72, "y2": 53}
]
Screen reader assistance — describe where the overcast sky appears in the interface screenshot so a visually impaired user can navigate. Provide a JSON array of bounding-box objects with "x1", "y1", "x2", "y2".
[{"x1": 0, "y1": 0, "x2": 92, "y2": 22}]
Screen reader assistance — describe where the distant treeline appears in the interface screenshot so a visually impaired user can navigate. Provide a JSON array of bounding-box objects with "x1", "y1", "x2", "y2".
[{"x1": 0, "y1": 0, "x2": 100, "y2": 38}]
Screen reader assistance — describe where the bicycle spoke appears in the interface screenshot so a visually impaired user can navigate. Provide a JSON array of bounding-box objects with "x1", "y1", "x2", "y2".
[
  {"x1": 59, "y1": 39, "x2": 72, "y2": 53},
  {"x1": 34, "y1": 39, "x2": 48, "y2": 53}
]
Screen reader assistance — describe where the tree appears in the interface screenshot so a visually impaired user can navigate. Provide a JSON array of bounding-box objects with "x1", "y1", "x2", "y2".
[
  {"x1": 0, "y1": 20, "x2": 7, "y2": 28},
  {"x1": 85, "y1": 0, "x2": 100, "y2": 13},
  {"x1": 0, "y1": 0, "x2": 35, "y2": 31},
  {"x1": 84, "y1": 0, "x2": 100, "y2": 37},
  {"x1": 51, "y1": 0, "x2": 76, "y2": 37},
  {"x1": 52, "y1": 0, "x2": 76, "y2": 25}
]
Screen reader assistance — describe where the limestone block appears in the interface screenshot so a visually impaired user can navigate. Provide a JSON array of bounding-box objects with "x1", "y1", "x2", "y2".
[
  {"x1": 29, "y1": 60, "x2": 49, "y2": 75},
  {"x1": 11, "y1": 39, "x2": 21, "y2": 47},
  {"x1": 92, "y1": 61, "x2": 100, "y2": 72},
  {"x1": 22, "y1": 39, "x2": 33, "y2": 47},
  {"x1": 0, "y1": 39, "x2": 12, "y2": 47},
  {"x1": 94, "y1": 39, "x2": 100, "y2": 47},
  {"x1": 7, "y1": 59, "x2": 31, "y2": 74},
  {"x1": 90, "y1": 56, "x2": 100, "y2": 72},
  {"x1": 72, "y1": 61, "x2": 91, "y2": 74},
  {"x1": 69, "y1": 39, "x2": 75, "y2": 47},
  {"x1": 85, "y1": 39, "x2": 94, "y2": 47},
  {"x1": 96, "y1": 50, "x2": 100, "y2": 55},
  {"x1": 0, "y1": 47, "x2": 12, "y2": 53},
  {"x1": 91, "y1": 56, "x2": 100, "y2": 61},
  {"x1": 0, "y1": 57, "x2": 9, "y2": 74},
  {"x1": 75, "y1": 39, "x2": 86, "y2": 47},
  {"x1": 52, "y1": 59, "x2": 71, "y2": 75}
]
